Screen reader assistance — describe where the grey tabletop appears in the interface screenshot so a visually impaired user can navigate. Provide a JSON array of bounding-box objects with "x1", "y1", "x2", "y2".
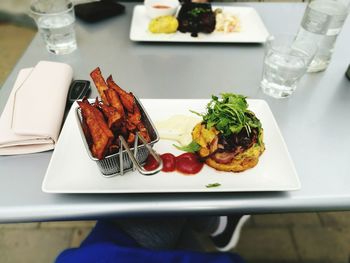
[{"x1": 1, "y1": 2, "x2": 350, "y2": 223}]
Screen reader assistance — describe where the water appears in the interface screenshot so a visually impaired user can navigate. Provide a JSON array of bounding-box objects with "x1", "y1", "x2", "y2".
[
  {"x1": 295, "y1": 0, "x2": 348, "y2": 72},
  {"x1": 260, "y1": 51, "x2": 307, "y2": 98},
  {"x1": 38, "y1": 14, "x2": 77, "y2": 55}
]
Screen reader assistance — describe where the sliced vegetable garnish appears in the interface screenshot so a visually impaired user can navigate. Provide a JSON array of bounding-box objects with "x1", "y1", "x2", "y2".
[{"x1": 206, "y1": 183, "x2": 221, "y2": 188}]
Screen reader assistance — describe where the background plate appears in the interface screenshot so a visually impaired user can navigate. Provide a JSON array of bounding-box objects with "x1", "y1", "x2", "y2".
[
  {"x1": 42, "y1": 99, "x2": 300, "y2": 193},
  {"x1": 130, "y1": 5, "x2": 269, "y2": 43}
]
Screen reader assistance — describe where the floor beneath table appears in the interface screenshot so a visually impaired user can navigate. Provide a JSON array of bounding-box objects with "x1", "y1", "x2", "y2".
[
  {"x1": 0, "y1": 213, "x2": 349, "y2": 263},
  {"x1": 0, "y1": 17, "x2": 349, "y2": 263}
]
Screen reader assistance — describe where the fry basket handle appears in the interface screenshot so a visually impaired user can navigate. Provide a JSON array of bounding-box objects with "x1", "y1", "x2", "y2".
[{"x1": 119, "y1": 133, "x2": 163, "y2": 176}]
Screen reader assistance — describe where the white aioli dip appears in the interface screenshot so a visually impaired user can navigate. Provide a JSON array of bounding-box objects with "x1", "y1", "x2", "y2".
[{"x1": 155, "y1": 115, "x2": 201, "y2": 146}]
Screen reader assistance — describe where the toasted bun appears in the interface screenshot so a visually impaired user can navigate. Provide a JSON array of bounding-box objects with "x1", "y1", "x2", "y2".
[{"x1": 192, "y1": 123, "x2": 265, "y2": 172}]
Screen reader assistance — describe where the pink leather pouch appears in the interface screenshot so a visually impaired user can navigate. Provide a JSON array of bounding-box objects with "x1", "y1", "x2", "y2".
[{"x1": 0, "y1": 61, "x2": 73, "y2": 155}]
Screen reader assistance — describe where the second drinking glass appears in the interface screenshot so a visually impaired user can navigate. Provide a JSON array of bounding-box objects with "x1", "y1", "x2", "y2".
[
  {"x1": 30, "y1": 0, "x2": 77, "y2": 55},
  {"x1": 260, "y1": 34, "x2": 317, "y2": 99}
]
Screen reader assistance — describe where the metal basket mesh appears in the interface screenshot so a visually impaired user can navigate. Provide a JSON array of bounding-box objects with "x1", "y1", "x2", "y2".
[{"x1": 76, "y1": 97, "x2": 159, "y2": 176}]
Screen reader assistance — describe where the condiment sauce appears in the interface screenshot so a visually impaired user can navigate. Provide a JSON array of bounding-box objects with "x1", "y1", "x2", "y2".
[
  {"x1": 144, "y1": 152, "x2": 203, "y2": 175},
  {"x1": 143, "y1": 154, "x2": 159, "y2": 171},
  {"x1": 176, "y1": 153, "x2": 203, "y2": 175},
  {"x1": 155, "y1": 115, "x2": 200, "y2": 146},
  {"x1": 161, "y1": 153, "x2": 176, "y2": 172},
  {"x1": 152, "y1": 4, "x2": 171, "y2": 9},
  {"x1": 144, "y1": 153, "x2": 176, "y2": 172}
]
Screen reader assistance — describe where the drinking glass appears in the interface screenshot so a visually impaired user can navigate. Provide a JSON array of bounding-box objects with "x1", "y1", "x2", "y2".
[
  {"x1": 260, "y1": 34, "x2": 317, "y2": 99},
  {"x1": 30, "y1": 0, "x2": 77, "y2": 55}
]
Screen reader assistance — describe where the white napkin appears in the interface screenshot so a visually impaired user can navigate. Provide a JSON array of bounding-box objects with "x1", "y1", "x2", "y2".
[{"x1": 0, "y1": 61, "x2": 73, "y2": 155}]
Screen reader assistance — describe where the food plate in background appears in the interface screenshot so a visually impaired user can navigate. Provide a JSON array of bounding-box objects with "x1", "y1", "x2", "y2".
[
  {"x1": 130, "y1": 5, "x2": 269, "y2": 43},
  {"x1": 42, "y1": 99, "x2": 300, "y2": 193}
]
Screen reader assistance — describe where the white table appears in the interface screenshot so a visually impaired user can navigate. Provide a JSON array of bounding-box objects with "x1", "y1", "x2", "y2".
[{"x1": 0, "y1": 2, "x2": 349, "y2": 222}]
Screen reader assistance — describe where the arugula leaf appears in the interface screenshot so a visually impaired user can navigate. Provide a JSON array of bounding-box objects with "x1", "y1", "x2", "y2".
[
  {"x1": 173, "y1": 141, "x2": 201, "y2": 153},
  {"x1": 191, "y1": 93, "x2": 262, "y2": 137},
  {"x1": 206, "y1": 183, "x2": 221, "y2": 188}
]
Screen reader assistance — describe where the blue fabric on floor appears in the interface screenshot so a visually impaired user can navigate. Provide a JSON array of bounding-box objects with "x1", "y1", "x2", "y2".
[{"x1": 56, "y1": 221, "x2": 245, "y2": 263}]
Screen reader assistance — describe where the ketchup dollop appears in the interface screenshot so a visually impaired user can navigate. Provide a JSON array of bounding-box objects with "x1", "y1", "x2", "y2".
[
  {"x1": 144, "y1": 152, "x2": 203, "y2": 175},
  {"x1": 176, "y1": 153, "x2": 204, "y2": 175},
  {"x1": 161, "y1": 153, "x2": 176, "y2": 172},
  {"x1": 143, "y1": 154, "x2": 159, "y2": 171},
  {"x1": 144, "y1": 153, "x2": 176, "y2": 172}
]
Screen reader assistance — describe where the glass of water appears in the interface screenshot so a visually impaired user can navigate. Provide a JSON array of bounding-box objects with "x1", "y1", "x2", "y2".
[
  {"x1": 30, "y1": 0, "x2": 77, "y2": 55},
  {"x1": 260, "y1": 34, "x2": 317, "y2": 99}
]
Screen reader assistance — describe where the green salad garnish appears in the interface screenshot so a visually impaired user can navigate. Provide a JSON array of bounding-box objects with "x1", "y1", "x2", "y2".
[
  {"x1": 173, "y1": 141, "x2": 201, "y2": 153},
  {"x1": 206, "y1": 183, "x2": 221, "y2": 188},
  {"x1": 174, "y1": 93, "x2": 263, "y2": 153},
  {"x1": 188, "y1": 7, "x2": 208, "y2": 17},
  {"x1": 191, "y1": 93, "x2": 262, "y2": 137}
]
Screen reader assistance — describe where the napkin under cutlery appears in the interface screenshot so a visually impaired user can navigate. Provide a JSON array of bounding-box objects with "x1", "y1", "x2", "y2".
[{"x1": 0, "y1": 61, "x2": 73, "y2": 155}]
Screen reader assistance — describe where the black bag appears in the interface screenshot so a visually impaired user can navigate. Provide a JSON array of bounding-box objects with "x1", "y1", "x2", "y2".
[{"x1": 74, "y1": 0, "x2": 125, "y2": 23}]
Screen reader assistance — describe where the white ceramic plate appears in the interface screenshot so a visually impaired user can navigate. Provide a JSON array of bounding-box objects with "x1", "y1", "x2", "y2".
[
  {"x1": 42, "y1": 99, "x2": 300, "y2": 193},
  {"x1": 130, "y1": 5, "x2": 269, "y2": 43}
]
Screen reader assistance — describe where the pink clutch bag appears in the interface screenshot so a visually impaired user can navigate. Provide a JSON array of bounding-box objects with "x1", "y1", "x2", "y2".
[{"x1": 0, "y1": 61, "x2": 73, "y2": 155}]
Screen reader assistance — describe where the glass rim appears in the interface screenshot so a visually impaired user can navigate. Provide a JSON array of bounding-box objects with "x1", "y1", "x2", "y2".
[
  {"x1": 30, "y1": 0, "x2": 73, "y2": 16},
  {"x1": 266, "y1": 35, "x2": 317, "y2": 59}
]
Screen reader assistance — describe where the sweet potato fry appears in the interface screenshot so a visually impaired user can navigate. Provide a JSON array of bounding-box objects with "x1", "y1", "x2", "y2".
[
  {"x1": 126, "y1": 120, "x2": 137, "y2": 132},
  {"x1": 99, "y1": 103, "x2": 123, "y2": 130},
  {"x1": 81, "y1": 115, "x2": 93, "y2": 147},
  {"x1": 109, "y1": 144, "x2": 119, "y2": 155},
  {"x1": 104, "y1": 89, "x2": 125, "y2": 118},
  {"x1": 127, "y1": 102, "x2": 141, "y2": 126},
  {"x1": 127, "y1": 132, "x2": 136, "y2": 145},
  {"x1": 83, "y1": 68, "x2": 154, "y2": 157},
  {"x1": 106, "y1": 75, "x2": 135, "y2": 113},
  {"x1": 90, "y1": 67, "x2": 109, "y2": 104},
  {"x1": 137, "y1": 122, "x2": 151, "y2": 143},
  {"x1": 78, "y1": 99, "x2": 114, "y2": 160}
]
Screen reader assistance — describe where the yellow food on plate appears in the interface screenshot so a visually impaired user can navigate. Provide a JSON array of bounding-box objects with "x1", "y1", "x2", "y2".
[
  {"x1": 148, "y1": 15, "x2": 179, "y2": 34},
  {"x1": 192, "y1": 123, "x2": 265, "y2": 172},
  {"x1": 191, "y1": 93, "x2": 265, "y2": 172}
]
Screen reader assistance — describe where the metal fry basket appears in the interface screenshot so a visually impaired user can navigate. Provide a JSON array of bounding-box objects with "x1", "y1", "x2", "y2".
[{"x1": 76, "y1": 97, "x2": 162, "y2": 177}]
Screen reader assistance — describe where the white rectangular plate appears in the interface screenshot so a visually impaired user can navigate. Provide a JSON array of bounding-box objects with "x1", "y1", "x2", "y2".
[
  {"x1": 130, "y1": 5, "x2": 269, "y2": 43},
  {"x1": 42, "y1": 99, "x2": 300, "y2": 193}
]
